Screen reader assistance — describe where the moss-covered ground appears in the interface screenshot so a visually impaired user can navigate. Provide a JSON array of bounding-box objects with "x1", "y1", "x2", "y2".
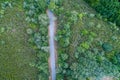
[{"x1": 0, "y1": 1, "x2": 37, "y2": 80}]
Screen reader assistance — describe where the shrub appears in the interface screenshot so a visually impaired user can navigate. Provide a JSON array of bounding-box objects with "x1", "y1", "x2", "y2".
[
  {"x1": 84, "y1": 0, "x2": 120, "y2": 27},
  {"x1": 24, "y1": 0, "x2": 120, "y2": 79}
]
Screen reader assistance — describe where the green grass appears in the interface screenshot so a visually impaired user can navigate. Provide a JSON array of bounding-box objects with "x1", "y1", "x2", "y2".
[
  {"x1": 64, "y1": 0, "x2": 120, "y2": 79},
  {"x1": 0, "y1": 0, "x2": 120, "y2": 80},
  {"x1": 0, "y1": 1, "x2": 37, "y2": 80},
  {"x1": 69, "y1": 0, "x2": 120, "y2": 56}
]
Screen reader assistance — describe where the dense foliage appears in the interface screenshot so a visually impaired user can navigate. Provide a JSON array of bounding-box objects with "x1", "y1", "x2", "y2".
[
  {"x1": 23, "y1": 0, "x2": 120, "y2": 80},
  {"x1": 84, "y1": 0, "x2": 120, "y2": 27},
  {"x1": 0, "y1": 1, "x2": 13, "y2": 18}
]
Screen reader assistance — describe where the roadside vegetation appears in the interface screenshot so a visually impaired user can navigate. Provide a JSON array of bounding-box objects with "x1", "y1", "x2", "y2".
[{"x1": 0, "y1": 0, "x2": 120, "y2": 80}]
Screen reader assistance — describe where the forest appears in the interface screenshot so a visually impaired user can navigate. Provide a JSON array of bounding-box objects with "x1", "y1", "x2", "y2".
[{"x1": 0, "y1": 0, "x2": 120, "y2": 80}]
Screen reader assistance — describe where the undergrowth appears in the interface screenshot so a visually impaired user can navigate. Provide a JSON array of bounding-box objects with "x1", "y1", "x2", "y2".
[
  {"x1": 23, "y1": 0, "x2": 120, "y2": 80},
  {"x1": 84, "y1": 0, "x2": 120, "y2": 27}
]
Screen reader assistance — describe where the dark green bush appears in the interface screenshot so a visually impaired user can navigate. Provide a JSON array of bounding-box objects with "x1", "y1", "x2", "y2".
[{"x1": 84, "y1": 0, "x2": 120, "y2": 27}]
